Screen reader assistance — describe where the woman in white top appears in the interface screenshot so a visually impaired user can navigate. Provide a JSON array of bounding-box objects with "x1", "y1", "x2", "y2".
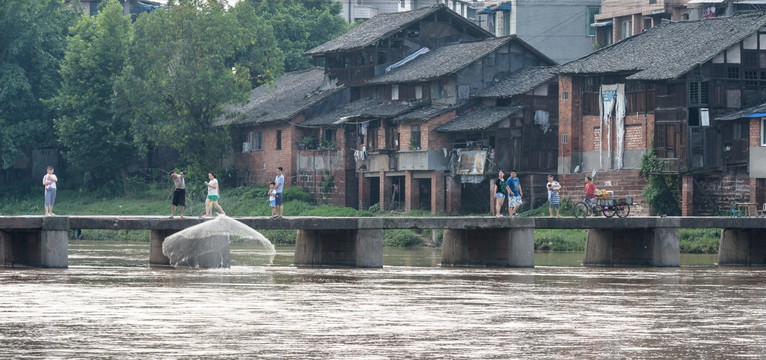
[{"x1": 203, "y1": 172, "x2": 225, "y2": 217}]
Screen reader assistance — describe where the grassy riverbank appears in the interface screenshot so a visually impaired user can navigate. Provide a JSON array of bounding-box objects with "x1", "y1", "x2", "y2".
[{"x1": 0, "y1": 184, "x2": 721, "y2": 252}]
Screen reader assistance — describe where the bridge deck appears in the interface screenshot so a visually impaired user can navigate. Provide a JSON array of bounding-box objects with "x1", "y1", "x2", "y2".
[{"x1": 1, "y1": 216, "x2": 764, "y2": 231}]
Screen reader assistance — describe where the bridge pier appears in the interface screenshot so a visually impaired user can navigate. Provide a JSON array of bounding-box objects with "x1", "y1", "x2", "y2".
[
  {"x1": 0, "y1": 217, "x2": 69, "y2": 268},
  {"x1": 294, "y1": 229, "x2": 383, "y2": 268},
  {"x1": 441, "y1": 228, "x2": 534, "y2": 267},
  {"x1": 584, "y1": 228, "x2": 679, "y2": 267},
  {"x1": 150, "y1": 229, "x2": 177, "y2": 267},
  {"x1": 718, "y1": 228, "x2": 766, "y2": 266}
]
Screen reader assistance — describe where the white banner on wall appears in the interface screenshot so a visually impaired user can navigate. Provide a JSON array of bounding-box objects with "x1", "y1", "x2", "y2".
[{"x1": 598, "y1": 84, "x2": 626, "y2": 169}]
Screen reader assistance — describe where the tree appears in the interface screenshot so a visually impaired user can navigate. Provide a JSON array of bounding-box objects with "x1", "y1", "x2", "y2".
[
  {"x1": 49, "y1": 0, "x2": 137, "y2": 192},
  {"x1": 252, "y1": 0, "x2": 348, "y2": 72},
  {"x1": 117, "y1": 0, "x2": 279, "y2": 168},
  {"x1": 0, "y1": 0, "x2": 76, "y2": 169},
  {"x1": 640, "y1": 147, "x2": 681, "y2": 216}
]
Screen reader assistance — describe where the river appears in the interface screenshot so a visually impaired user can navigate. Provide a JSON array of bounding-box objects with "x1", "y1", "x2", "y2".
[{"x1": 2, "y1": 241, "x2": 765, "y2": 359}]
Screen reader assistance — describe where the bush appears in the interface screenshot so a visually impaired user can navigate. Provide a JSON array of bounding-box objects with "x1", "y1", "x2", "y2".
[
  {"x1": 301, "y1": 206, "x2": 373, "y2": 217},
  {"x1": 679, "y1": 228, "x2": 720, "y2": 254},
  {"x1": 534, "y1": 229, "x2": 586, "y2": 251},
  {"x1": 640, "y1": 147, "x2": 681, "y2": 216},
  {"x1": 259, "y1": 229, "x2": 297, "y2": 245},
  {"x1": 283, "y1": 186, "x2": 313, "y2": 203},
  {"x1": 383, "y1": 229, "x2": 424, "y2": 247}
]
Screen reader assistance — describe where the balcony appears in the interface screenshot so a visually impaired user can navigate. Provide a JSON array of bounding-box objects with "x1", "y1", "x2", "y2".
[
  {"x1": 397, "y1": 150, "x2": 449, "y2": 171},
  {"x1": 358, "y1": 150, "x2": 449, "y2": 173}
]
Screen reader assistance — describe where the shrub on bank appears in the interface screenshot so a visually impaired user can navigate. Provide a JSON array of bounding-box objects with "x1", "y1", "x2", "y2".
[
  {"x1": 384, "y1": 229, "x2": 424, "y2": 247},
  {"x1": 679, "y1": 228, "x2": 719, "y2": 254}
]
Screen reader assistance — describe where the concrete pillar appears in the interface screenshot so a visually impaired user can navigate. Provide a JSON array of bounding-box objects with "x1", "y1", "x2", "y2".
[
  {"x1": 441, "y1": 228, "x2": 534, "y2": 267},
  {"x1": 380, "y1": 172, "x2": 392, "y2": 211},
  {"x1": 681, "y1": 175, "x2": 694, "y2": 216},
  {"x1": 445, "y1": 176, "x2": 461, "y2": 214},
  {"x1": 652, "y1": 228, "x2": 680, "y2": 267},
  {"x1": 584, "y1": 229, "x2": 614, "y2": 266},
  {"x1": 294, "y1": 229, "x2": 382, "y2": 268},
  {"x1": 0, "y1": 231, "x2": 13, "y2": 266},
  {"x1": 150, "y1": 229, "x2": 177, "y2": 267},
  {"x1": 431, "y1": 171, "x2": 445, "y2": 214},
  {"x1": 584, "y1": 228, "x2": 680, "y2": 267},
  {"x1": 39, "y1": 216, "x2": 69, "y2": 268},
  {"x1": 718, "y1": 228, "x2": 766, "y2": 266}
]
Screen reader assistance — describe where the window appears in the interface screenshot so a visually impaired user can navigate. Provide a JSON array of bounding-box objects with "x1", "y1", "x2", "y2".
[
  {"x1": 415, "y1": 85, "x2": 423, "y2": 100},
  {"x1": 587, "y1": 7, "x2": 600, "y2": 36},
  {"x1": 745, "y1": 70, "x2": 758, "y2": 87},
  {"x1": 410, "y1": 125, "x2": 421, "y2": 150},
  {"x1": 561, "y1": 134, "x2": 569, "y2": 144},
  {"x1": 727, "y1": 66, "x2": 740, "y2": 79},
  {"x1": 392, "y1": 84, "x2": 399, "y2": 100},
  {"x1": 276, "y1": 130, "x2": 282, "y2": 150},
  {"x1": 762, "y1": 118, "x2": 766, "y2": 146},
  {"x1": 621, "y1": 20, "x2": 632, "y2": 40},
  {"x1": 688, "y1": 81, "x2": 709, "y2": 105},
  {"x1": 249, "y1": 131, "x2": 262, "y2": 151},
  {"x1": 562, "y1": 91, "x2": 569, "y2": 100}
]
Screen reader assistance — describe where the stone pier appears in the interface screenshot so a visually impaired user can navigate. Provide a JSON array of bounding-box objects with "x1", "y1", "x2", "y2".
[
  {"x1": 718, "y1": 228, "x2": 766, "y2": 266},
  {"x1": 441, "y1": 228, "x2": 535, "y2": 267},
  {"x1": 150, "y1": 229, "x2": 177, "y2": 267},
  {"x1": 583, "y1": 228, "x2": 680, "y2": 267},
  {"x1": 0, "y1": 216, "x2": 69, "y2": 268},
  {"x1": 294, "y1": 229, "x2": 383, "y2": 267}
]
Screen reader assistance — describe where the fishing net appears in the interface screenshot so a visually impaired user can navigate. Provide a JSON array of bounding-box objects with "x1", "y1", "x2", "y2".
[{"x1": 162, "y1": 216, "x2": 275, "y2": 268}]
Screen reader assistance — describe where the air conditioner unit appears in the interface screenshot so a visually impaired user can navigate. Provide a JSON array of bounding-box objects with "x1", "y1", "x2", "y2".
[{"x1": 242, "y1": 142, "x2": 252, "y2": 153}]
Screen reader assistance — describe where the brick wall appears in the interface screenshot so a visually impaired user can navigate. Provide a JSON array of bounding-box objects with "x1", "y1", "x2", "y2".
[
  {"x1": 558, "y1": 170, "x2": 649, "y2": 215},
  {"x1": 234, "y1": 118, "x2": 301, "y2": 187},
  {"x1": 693, "y1": 172, "x2": 752, "y2": 215}
]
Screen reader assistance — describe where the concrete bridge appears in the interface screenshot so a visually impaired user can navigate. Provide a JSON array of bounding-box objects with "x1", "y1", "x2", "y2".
[{"x1": 1, "y1": 216, "x2": 764, "y2": 269}]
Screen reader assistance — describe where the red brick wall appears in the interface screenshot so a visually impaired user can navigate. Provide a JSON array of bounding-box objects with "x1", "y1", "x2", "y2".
[
  {"x1": 558, "y1": 170, "x2": 649, "y2": 215},
  {"x1": 295, "y1": 127, "x2": 356, "y2": 207},
  {"x1": 431, "y1": 171, "x2": 445, "y2": 214},
  {"x1": 234, "y1": 118, "x2": 302, "y2": 187},
  {"x1": 582, "y1": 114, "x2": 652, "y2": 154},
  {"x1": 694, "y1": 172, "x2": 752, "y2": 215},
  {"x1": 446, "y1": 175, "x2": 461, "y2": 214}
]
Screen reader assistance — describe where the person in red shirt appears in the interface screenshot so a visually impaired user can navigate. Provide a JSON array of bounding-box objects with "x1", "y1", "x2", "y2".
[{"x1": 584, "y1": 175, "x2": 596, "y2": 209}]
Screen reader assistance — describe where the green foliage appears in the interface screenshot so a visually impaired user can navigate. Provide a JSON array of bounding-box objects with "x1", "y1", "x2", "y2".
[
  {"x1": 534, "y1": 229, "x2": 586, "y2": 251},
  {"x1": 259, "y1": 229, "x2": 296, "y2": 245},
  {"x1": 301, "y1": 206, "x2": 372, "y2": 217},
  {"x1": 117, "y1": 0, "x2": 262, "y2": 169},
  {"x1": 282, "y1": 186, "x2": 313, "y2": 203},
  {"x1": 253, "y1": 0, "x2": 349, "y2": 72},
  {"x1": 0, "y1": 0, "x2": 77, "y2": 168},
  {"x1": 49, "y1": 0, "x2": 138, "y2": 191},
  {"x1": 383, "y1": 229, "x2": 424, "y2": 247},
  {"x1": 679, "y1": 228, "x2": 720, "y2": 254},
  {"x1": 640, "y1": 148, "x2": 681, "y2": 215}
]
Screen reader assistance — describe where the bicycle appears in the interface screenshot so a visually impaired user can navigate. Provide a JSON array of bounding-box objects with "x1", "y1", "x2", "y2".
[{"x1": 573, "y1": 197, "x2": 631, "y2": 218}]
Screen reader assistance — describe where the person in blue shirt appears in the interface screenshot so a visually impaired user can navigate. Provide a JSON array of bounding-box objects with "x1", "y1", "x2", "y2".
[{"x1": 506, "y1": 170, "x2": 523, "y2": 217}]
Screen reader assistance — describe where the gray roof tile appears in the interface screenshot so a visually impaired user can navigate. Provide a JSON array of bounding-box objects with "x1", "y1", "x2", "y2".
[
  {"x1": 367, "y1": 37, "x2": 517, "y2": 84},
  {"x1": 299, "y1": 99, "x2": 428, "y2": 127},
  {"x1": 217, "y1": 68, "x2": 343, "y2": 126},
  {"x1": 476, "y1": 66, "x2": 558, "y2": 98},
  {"x1": 436, "y1": 105, "x2": 524, "y2": 133},
  {"x1": 304, "y1": 5, "x2": 492, "y2": 56},
  {"x1": 558, "y1": 13, "x2": 766, "y2": 80}
]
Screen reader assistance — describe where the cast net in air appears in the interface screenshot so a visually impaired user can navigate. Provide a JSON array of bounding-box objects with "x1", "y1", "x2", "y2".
[{"x1": 162, "y1": 216, "x2": 275, "y2": 268}]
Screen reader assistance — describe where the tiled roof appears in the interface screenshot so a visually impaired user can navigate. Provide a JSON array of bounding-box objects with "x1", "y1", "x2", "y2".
[
  {"x1": 390, "y1": 105, "x2": 455, "y2": 123},
  {"x1": 217, "y1": 68, "x2": 343, "y2": 126},
  {"x1": 436, "y1": 105, "x2": 523, "y2": 133},
  {"x1": 299, "y1": 99, "x2": 428, "y2": 127},
  {"x1": 304, "y1": 4, "x2": 491, "y2": 56},
  {"x1": 558, "y1": 13, "x2": 766, "y2": 80},
  {"x1": 476, "y1": 66, "x2": 558, "y2": 98},
  {"x1": 716, "y1": 102, "x2": 766, "y2": 121},
  {"x1": 367, "y1": 36, "x2": 524, "y2": 84}
]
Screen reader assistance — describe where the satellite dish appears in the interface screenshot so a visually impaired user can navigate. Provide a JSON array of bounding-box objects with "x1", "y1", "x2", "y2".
[
  {"x1": 591, "y1": 169, "x2": 597, "y2": 178},
  {"x1": 573, "y1": 165, "x2": 580, "y2": 173}
]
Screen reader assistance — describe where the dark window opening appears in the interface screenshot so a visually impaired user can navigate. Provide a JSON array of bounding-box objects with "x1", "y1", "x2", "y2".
[
  {"x1": 276, "y1": 130, "x2": 282, "y2": 150},
  {"x1": 410, "y1": 125, "x2": 421, "y2": 150}
]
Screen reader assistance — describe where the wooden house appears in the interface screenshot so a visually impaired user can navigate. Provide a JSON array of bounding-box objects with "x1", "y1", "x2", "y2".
[{"x1": 557, "y1": 13, "x2": 766, "y2": 215}]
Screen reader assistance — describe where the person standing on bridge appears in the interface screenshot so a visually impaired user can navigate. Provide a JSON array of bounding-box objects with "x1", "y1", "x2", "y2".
[
  {"x1": 547, "y1": 174, "x2": 561, "y2": 218},
  {"x1": 584, "y1": 175, "x2": 596, "y2": 209},
  {"x1": 42, "y1": 166, "x2": 58, "y2": 216},
  {"x1": 274, "y1": 167, "x2": 285, "y2": 218},
  {"x1": 506, "y1": 170, "x2": 523, "y2": 217},
  {"x1": 493, "y1": 170, "x2": 507, "y2": 217},
  {"x1": 170, "y1": 170, "x2": 185, "y2": 219},
  {"x1": 203, "y1": 172, "x2": 225, "y2": 217}
]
